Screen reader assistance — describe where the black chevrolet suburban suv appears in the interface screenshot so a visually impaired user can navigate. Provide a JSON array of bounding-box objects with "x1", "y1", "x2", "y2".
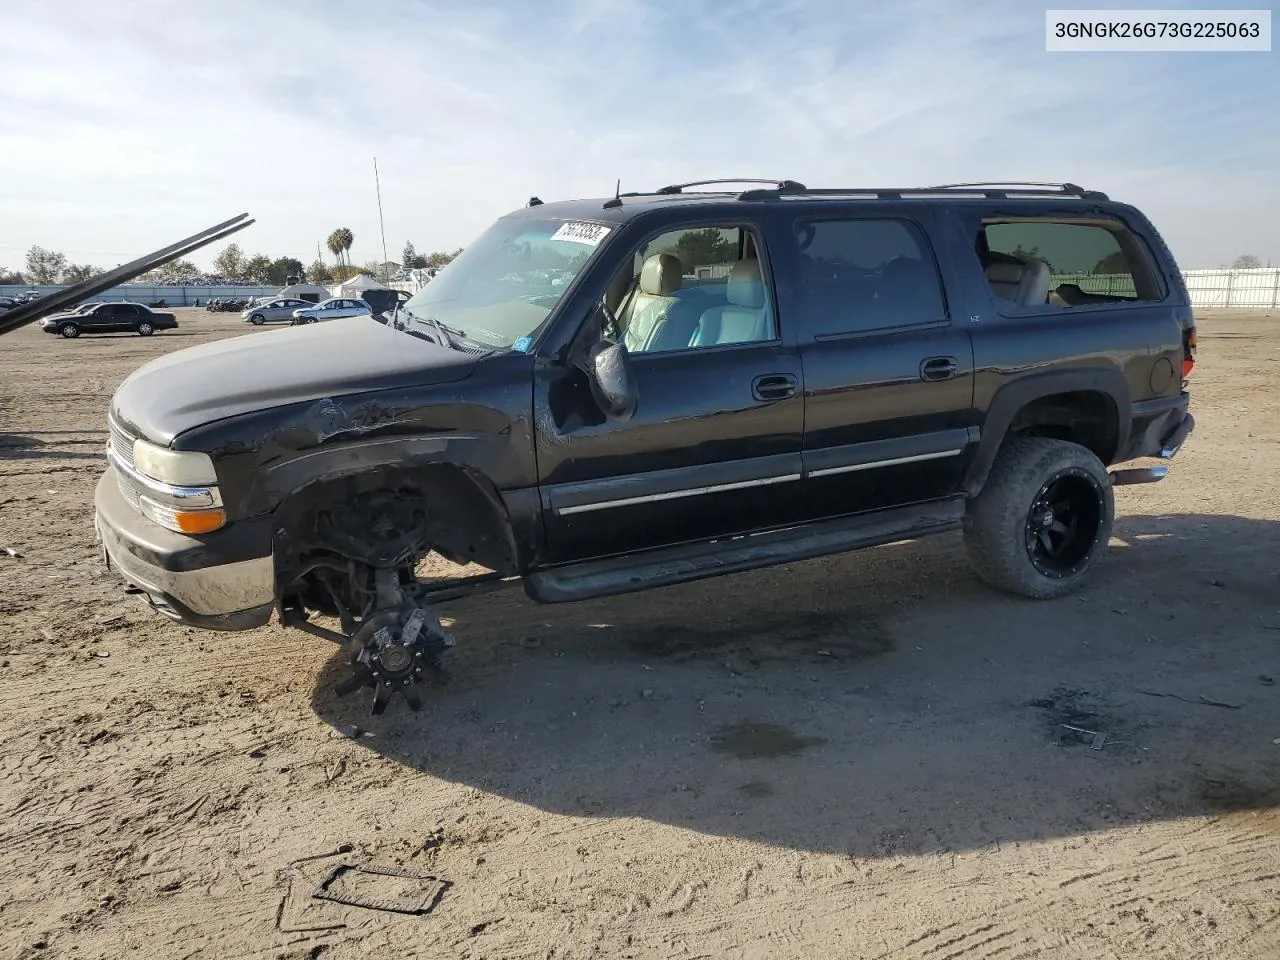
[{"x1": 94, "y1": 179, "x2": 1196, "y2": 713}]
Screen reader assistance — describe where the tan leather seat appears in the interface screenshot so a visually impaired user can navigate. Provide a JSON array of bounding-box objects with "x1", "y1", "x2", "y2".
[
  {"x1": 985, "y1": 258, "x2": 1051, "y2": 307},
  {"x1": 692, "y1": 259, "x2": 774, "y2": 346},
  {"x1": 620, "y1": 253, "x2": 682, "y2": 351}
]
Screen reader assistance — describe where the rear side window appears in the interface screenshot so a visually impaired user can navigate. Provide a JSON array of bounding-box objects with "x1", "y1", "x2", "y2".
[
  {"x1": 790, "y1": 218, "x2": 948, "y2": 337},
  {"x1": 979, "y1": 219, "x2": 1166, "y2": 308}
]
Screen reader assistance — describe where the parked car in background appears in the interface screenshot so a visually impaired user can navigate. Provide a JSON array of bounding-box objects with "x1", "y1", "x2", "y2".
[
  {"x1": 290, "y1": 297, "x2": 372, "y2": 324},
  {"x1": 16, "y1": 290, "x2": 42, "y2": 304},
  {"x1": 41, "y1": 301, "x2": 178, "y2": 338},
  {"x1": 0, "y1": 297, "x2": 18, "y2": 313},
  {"x1": 242, "y1": 298, "x2": 315, "y2": 325}
]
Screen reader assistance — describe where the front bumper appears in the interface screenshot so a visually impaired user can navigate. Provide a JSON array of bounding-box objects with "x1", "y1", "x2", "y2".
[{"x1": 94, "y1": 469, "x2": 276, "y2": 631}]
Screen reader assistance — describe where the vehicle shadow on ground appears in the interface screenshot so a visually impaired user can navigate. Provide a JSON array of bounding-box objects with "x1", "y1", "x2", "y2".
[
  {"x1": 0, "y1": 441, "x2": 105, "y2": 462},
  {"x1": 310, "y1": 513, "x2": 1280, "y2": 858}
]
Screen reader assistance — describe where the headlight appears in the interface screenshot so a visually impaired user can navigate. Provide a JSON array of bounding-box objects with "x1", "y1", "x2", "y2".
[{"x1": 132, "y1": 438, "x2": 218, "y2": 486}]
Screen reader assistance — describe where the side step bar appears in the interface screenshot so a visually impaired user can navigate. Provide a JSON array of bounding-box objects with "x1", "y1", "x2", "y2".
[{"x1": 524, "y1": 498, "x2": 966, "y2": 604}]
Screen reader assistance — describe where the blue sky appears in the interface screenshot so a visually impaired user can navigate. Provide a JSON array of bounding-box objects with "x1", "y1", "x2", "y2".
[{"x1": 0, "y1": 0, "x2": 1275, "y2": 272}]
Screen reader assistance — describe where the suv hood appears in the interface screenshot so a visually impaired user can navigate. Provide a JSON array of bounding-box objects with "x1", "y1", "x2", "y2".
[{"x1": 112, "y1": 318, "x2": 479, "y2": 445}]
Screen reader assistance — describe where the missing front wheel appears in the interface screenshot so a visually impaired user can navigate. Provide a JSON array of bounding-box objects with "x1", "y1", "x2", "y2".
[{"x1": 307, "y1": 567, "x2": 456, "y2": 714}]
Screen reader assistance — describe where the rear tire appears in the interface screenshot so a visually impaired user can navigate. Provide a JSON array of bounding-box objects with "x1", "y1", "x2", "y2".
[
  {"x1": 137, "y1": 321, "x2": 154, "y2": 336},
  {"x1": 60, "y1": 323, "x2": 80, "y2": 338},
  {"x1": 963, "y1": 437, "x2": 1113, "y2": 599}
]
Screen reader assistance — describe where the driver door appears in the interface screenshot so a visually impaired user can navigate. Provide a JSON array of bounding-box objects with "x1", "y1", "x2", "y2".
[{"x1": 533, "y1": 218, "x2": 807, "y2": 563}]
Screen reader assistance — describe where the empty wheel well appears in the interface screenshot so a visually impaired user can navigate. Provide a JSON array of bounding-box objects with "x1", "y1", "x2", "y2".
[
  {"x1": 273, "y1": 463, "x2": 518, "y2": 593},
  {"x1": 1006, "y1": 391, "x2": 1119, "y2": 464}
]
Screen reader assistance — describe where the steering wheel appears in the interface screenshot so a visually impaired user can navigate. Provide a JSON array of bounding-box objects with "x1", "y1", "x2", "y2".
[{"x1": 600, "y1": 299, "x2": 623, "y2": 342}]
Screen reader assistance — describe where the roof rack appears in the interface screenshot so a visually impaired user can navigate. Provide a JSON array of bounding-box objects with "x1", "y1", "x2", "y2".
[
  {"x1": 654, "y1": 178, "x2": 807, "y2": 195},
  {"x1": 734, "y1": 181, "x2": 1108, "y2": 201}
]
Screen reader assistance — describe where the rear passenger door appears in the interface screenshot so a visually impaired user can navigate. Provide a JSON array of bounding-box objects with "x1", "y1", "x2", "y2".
[
  {"x1": 120, "y1": 304, "x2": 143, "y2": 330},
  {"x1": 776, "y1": 208, "x2": 977, "y2": 520}
]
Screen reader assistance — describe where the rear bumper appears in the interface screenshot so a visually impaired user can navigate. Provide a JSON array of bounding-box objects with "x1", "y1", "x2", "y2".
[
  {"x1": 1118, "y1": 393, "x2": 1194, "y2": 462},
  {"x1": 94, "y1": 469, "x2": 276, "y2": 631}
]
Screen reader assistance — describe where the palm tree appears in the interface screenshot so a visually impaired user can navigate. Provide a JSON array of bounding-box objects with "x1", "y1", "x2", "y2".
[
  {"x1": 326, "y1": 230, "x2": 346, "y2": 271},
  {"x1": 336, "y1": 227, "x2": 354, "y2": 269}
]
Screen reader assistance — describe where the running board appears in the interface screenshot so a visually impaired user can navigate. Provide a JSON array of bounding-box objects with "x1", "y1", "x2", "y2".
[{"x1": 524, "y1": 498, "x2": 966, "y2": 603}]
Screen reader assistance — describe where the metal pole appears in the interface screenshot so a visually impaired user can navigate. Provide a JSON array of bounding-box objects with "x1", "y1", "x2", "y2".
[
  {"x1": 1272, "y1": 269, "x2": 1279, "y2": 310},
  {"x1": 374, "y1": 157, "x2": 389, "y2": 282}
]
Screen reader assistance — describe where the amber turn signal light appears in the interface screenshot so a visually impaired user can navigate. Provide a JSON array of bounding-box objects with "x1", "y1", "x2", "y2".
[{"x1": 173, "y1": 510, "x2": 227, "y2": 534}]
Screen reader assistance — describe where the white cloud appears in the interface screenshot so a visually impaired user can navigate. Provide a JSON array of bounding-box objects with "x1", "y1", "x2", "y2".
[{"x1": 0, "y1": 0, "x2": 1275, "y2": 271}]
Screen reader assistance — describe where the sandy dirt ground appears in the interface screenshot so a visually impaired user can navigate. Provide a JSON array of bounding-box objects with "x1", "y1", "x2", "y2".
[{"x1": 1, "y1": 306, "x2": 1278, "y2": 960}]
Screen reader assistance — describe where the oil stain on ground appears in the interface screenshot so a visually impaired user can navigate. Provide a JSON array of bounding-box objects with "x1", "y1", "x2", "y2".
[{"x1": 709, "y1": 722, "x2": 827, "y2": 760}]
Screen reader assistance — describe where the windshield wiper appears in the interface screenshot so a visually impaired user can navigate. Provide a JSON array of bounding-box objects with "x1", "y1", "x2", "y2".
[{"x1": 400, "y1": 305, "x2": 466, "y2": 350}]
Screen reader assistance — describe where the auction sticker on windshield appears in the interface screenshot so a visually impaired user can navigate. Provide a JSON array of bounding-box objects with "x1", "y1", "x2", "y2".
[{"x1": 551, "y1": 221, "x2": 612, "y2": 246}]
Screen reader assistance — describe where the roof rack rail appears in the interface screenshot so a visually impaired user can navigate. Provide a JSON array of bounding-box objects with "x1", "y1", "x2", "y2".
[
  {"x1": 655, "y1": 178, "x2": 806, "y2": 195},
  {"x1": 735, "y1": 181, "x2": 1108, "y2": 201},
  {"x1": 925, "y1": 181, "x2": 1107, "y2": 199}
]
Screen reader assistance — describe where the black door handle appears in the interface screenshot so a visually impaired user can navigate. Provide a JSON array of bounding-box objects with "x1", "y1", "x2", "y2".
[
  {"x1": 920, "y1": 357, "x2": 958, "y2": 381},
  {"x1": 752, "y1": 373, "x2": 798, "y2": 401}
]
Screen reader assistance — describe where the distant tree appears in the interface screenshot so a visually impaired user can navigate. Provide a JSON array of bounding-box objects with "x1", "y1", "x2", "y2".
[
  {"x1": 330, "y1": 264, "x2": 364, "y2": 282},
  {"x1": 671, "y1": 229, "x2": 735, "y2": 269},
  {"x1": 326, "y1": 231, "x2": 344, "y2": 269},
  {"x1": 422, "y1": 248, "x2": 462, "y2": 269},
  {"x1": 1232, "y1": 254, "x2": 1262, "y2": 269},
  {"x1": 1010, "y1": 244, "x2": 1055, "y2": 273},
  {"x1": 268, "y1": 257, "x2": 305, "y2": 286},
  {"x1": 243, "y1": 254, "x2": 273, "y2": 284},
  {"x1": 327, "y1": 228, "x2": 354, "y2": 270},
  {"x1": 402, "y1": 241, "x2": 425, "y2": 269},
  {"x1": 0, "y1": 268, "x2": 25, "y2": 284},
  {"x1": 305, "y1": 259, "x2": 332, "y2": 283},
  {"x1": 1093, "y1": 251, "x2": 1129, "y2": 274},
  {"x1": 62, "y1": 263, "x2": 101, "y2": 283},
  {"x1": 25, "y1": 246, "x2": 68, "y2": 284},
  {"x1": 214, "y1": 243, "x2": 247, "y2": 279},
  {"x1": 146, "y1": 258, "x2": 200, "y2": 283}
]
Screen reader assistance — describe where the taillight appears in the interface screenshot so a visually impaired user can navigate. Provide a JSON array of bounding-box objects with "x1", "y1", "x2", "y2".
[{"x1": 1182, "y1": 327, "x2": 1197, "y2": 379}]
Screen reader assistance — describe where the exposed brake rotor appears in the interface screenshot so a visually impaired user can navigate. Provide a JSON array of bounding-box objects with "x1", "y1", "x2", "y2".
[{"x1": 333, "y1": 599, "x2": 456, "y2": 714}]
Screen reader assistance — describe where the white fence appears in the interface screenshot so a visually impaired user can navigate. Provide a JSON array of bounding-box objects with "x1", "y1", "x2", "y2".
[
  {"x1": 1183, "y1": 268, "x2": 1280, "y2": 309},
  {"x1": 0, "y1": 283, "x2": 279, "y2": 307}
]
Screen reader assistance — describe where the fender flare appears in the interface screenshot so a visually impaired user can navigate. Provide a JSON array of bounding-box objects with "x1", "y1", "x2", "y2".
[{"x1": 964, "y1": 367, "x2": 1131, "y2": 496}]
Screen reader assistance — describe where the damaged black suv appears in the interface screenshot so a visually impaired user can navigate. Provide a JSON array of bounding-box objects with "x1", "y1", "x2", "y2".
[{"x1": 94, "y1": 179, "x2": 1196, "y2": 713}]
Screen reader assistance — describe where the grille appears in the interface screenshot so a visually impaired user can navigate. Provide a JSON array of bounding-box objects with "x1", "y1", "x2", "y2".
[
  {"x1": 108, "y1": 417, "x2": 142, "y2": 511},
  {"x1": 109, "y1": 418, "x2": 135, "y2": 471}
]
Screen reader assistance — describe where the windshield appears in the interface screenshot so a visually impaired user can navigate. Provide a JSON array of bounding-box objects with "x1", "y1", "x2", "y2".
[{"x1": 401, "y1": 216, "x2": 613, "y2": 349}]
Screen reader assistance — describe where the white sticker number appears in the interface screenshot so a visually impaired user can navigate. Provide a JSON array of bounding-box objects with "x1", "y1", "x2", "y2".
[{"x1": 551, "y1": 221, "x2": 612, "y2": 246}]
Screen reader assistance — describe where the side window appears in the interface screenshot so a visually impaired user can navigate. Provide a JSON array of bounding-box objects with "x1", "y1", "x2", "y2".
[
  {"x1": 603, "y1": 224, "x2": 777, "y2": 354},
  {"x1": 791, "y1": 218, "x2": 947, "y2": 336},
  {"x1": 979, "y1": 219, "x2": 1165, "y2": 308}
]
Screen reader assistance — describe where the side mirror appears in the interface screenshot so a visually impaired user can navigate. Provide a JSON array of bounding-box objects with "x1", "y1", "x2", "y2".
[{"x1": 585, "y1": 338, "x2": 636, "y2": 420}]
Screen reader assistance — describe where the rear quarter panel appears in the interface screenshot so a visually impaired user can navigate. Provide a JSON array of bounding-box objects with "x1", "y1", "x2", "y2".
[{"x1": 935, "y1": 202, "x2": 1190, "y2": 454}]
